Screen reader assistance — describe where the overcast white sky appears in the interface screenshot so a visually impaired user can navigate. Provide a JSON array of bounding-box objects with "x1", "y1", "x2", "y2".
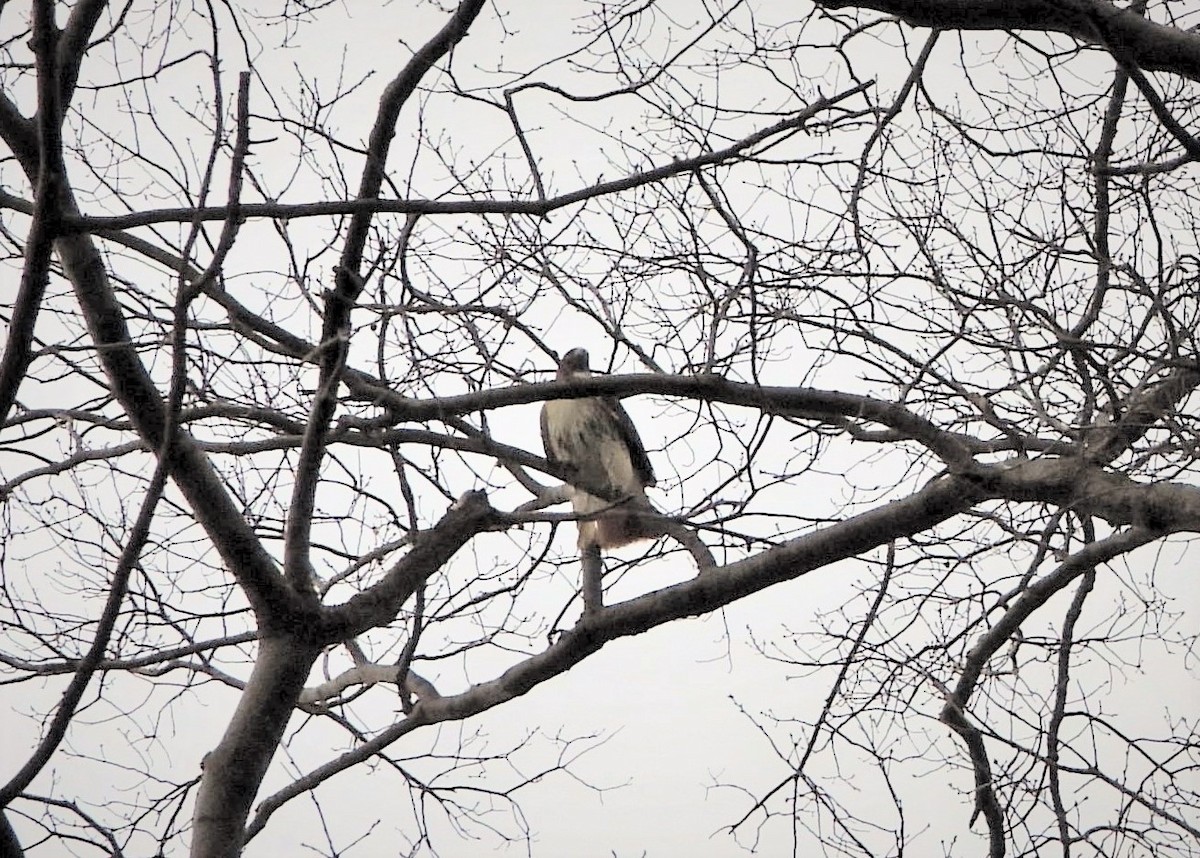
[{"x1": 2, "y1": 1, "x2": 1199, "y2": 856}]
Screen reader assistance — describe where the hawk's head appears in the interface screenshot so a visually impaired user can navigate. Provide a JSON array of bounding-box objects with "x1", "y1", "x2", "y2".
[{"x1": 557, "y1": 348, "x2": 591, "y2": 380}]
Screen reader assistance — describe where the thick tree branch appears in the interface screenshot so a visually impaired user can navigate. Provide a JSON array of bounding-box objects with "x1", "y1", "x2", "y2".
[
  {"x1": 285, "y1": 0, "x2": 488, "y2": 592},
  {"x1": 972, "y1": 457, "x2": 1200, "y2": 531},
  {"x1": 0, "y1": 0, "x2": 61, "y2": 428},
  {"x1": 0, "y1": 810, "x2": 22, "y2": 858},
  {"x1": 815, "y1": 0, "x2": 1200, "y2": 81},
  {"x1": 192, "y1": 492, "x2": 497, "y2": 856},
  {"x1": 376, "y1": 374, "x2": 983, "y2": 468},
  {"x1": 55, "y1": 0, "x2": 108, "y2": 109},
  {"x1": 1082, "y1": 366, "x2": 1200, "y2": 463},
  {"x1": 0, "y1": 73, "x2": 297, "y2": 631},
  {"x1": 248, "y1": 449, "x2": 1200, "y2": 839},
  {"x1": 246, "y1": 472, "x2": 983, "y2": 839},
  {"x1": 191, "y1": 635, "x2": 323, "y2": 858},
  {"x1": 319, "y1": 491, "x2": 500, "y2": 640}
]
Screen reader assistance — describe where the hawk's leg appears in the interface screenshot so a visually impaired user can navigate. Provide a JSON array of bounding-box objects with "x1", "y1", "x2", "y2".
[{"x1": 581, "y1": 543, "x2": 603, "y2": 613}]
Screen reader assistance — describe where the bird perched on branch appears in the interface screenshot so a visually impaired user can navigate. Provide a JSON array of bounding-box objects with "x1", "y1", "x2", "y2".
[{"x1": 540, "y1": 348, "x2": 660, "y2": 549}]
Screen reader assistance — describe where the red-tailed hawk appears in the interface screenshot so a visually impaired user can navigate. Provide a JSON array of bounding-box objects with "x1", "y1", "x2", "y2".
[{"x1": 540, "y1": 348, "x2": 659, "y2": 549}]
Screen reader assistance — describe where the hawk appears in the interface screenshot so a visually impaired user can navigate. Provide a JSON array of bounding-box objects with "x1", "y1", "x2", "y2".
[{"x1": 540, "y1": 348, "x2": 659, "y2": 549}]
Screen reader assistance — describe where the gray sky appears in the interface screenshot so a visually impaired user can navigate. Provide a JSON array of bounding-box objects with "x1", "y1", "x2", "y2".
[{"x1": 2, "y1": 1, "x2": 1199, "y2": 856}]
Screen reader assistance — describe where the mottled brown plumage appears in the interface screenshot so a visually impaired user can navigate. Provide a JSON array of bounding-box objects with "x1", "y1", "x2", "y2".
[{"x1": 540, "y1": 348, "x2": 658, "y2": 549}]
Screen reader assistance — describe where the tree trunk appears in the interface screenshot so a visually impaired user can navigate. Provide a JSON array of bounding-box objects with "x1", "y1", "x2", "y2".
[{"x1": 191, "y1": 634, "x2": 320, "y2": 858}]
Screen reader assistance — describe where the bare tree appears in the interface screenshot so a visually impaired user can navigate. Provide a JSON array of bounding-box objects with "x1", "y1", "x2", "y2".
[{"x1": 1, "y1": 0, "x2": 1198, "y2": 856}]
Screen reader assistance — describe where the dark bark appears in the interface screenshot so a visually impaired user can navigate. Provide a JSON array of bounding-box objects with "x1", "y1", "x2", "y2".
[
  {"x1": 191, "y1": 635, "x2": 322, "y2": 858},
  {"x1": 816, "y1": 0, "x2": 1200, "y2": 81}
]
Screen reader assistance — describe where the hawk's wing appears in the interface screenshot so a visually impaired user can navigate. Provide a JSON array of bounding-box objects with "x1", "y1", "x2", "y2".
[
  {"x1": 540, "y1": 403, "x2": 559, "y2": 469},
  {"x1": 601, "y1": 396, "x2": 656, "y2": 487}
]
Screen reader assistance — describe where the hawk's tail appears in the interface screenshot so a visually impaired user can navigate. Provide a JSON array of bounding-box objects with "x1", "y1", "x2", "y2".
[{"x1": 574, "y1": 491, "x2": 661, "y2": 549}]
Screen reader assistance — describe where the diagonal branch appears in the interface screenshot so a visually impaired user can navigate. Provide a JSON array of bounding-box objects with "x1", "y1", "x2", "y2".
[
  {"x1": 54, "y1": 0, "x2": 109, "y2": 111},
  {"x1": 319, "y1": 491, "x2": 500, "y2": 640},
  {"x1": 0, "y1": 39, "x2": 294, "y2": 631},
  {"x1": 0, "y1": 0, "x2": 62, "y2": 428},
  {"x1": 939, "y1": 526, "x2": 1158, "y2": 858},
  {"x1": 246, "y1": 473, "x2": 983, "y2": 840},
  {"x1": 285, "y1": 0, "x2": 489, "y2": 592},
  {"x1": 0, "y1": 308, "x2": 174, "y2": 811},
  {"x1": 1082, "y1": 365, "x2": 1200, "y2": 464}
]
